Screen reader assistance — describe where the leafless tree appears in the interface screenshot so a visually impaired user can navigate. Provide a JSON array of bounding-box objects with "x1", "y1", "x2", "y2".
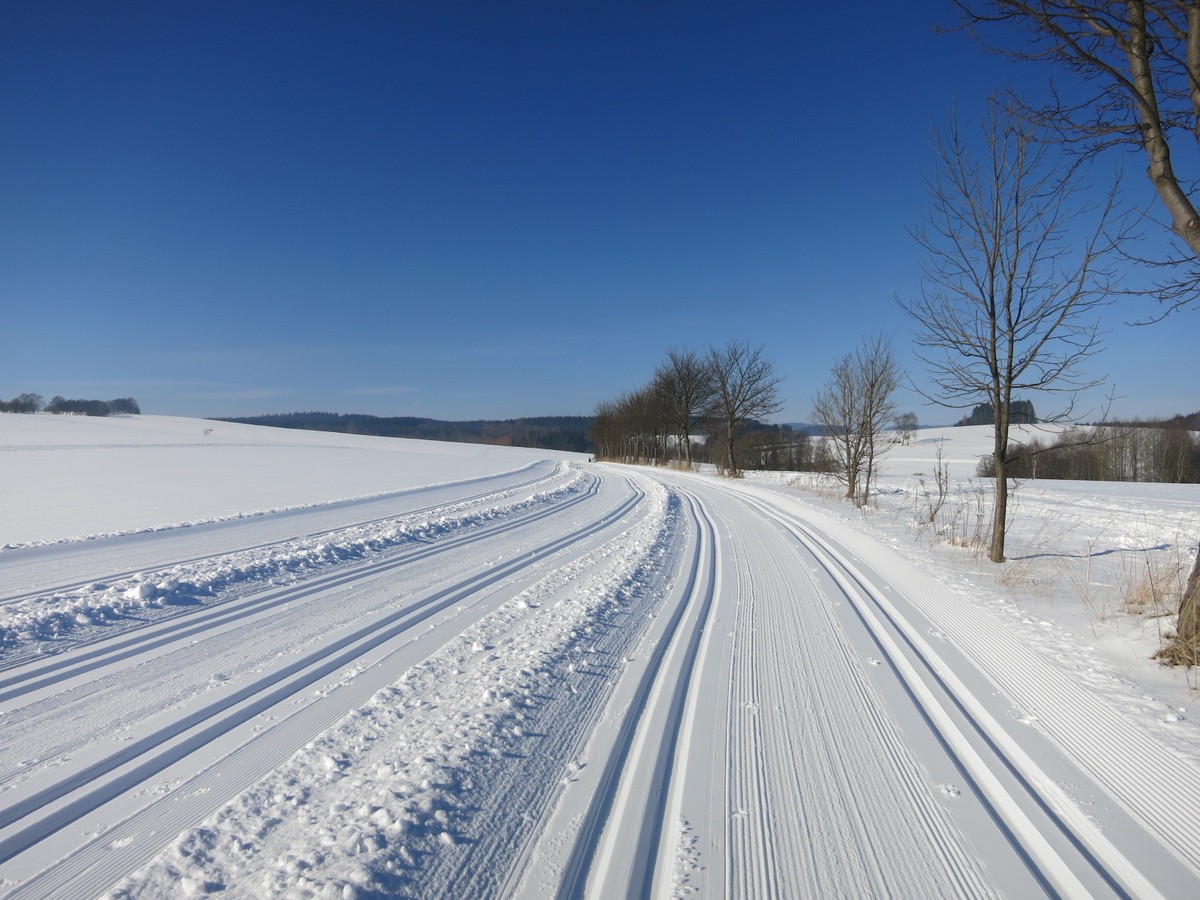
[
  {"x1": 953, "y1": 0, "x2": 1200, "y2": 309},
  {"x1": 953, "y1": 0, "x2": 1200, "y2": 665},
  {"x1": 592, "y1": 387, "x2": 667, "y2": 465},
  {"x1": 591, "y1": 399, "x2": 621, "y2": 461},
  {"x1": 895, "y1": 411, "x2": 919, "y2": 445},
  {"x1": 900, "y1": 101, "x2": 1116, "y2": 563},
  {"x1": 654, "y1": 348, "x2": 715, "y2": 468},
  {"x1": 705, "y1": 341, "x2": 783, "y2": 478},
  {"x1": 811, "y1": 335, "x2": 902, "y2": 507}
]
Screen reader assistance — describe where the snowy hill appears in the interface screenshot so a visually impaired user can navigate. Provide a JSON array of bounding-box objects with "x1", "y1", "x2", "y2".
[{"x1": 1, "y1": 414, "x2": 1198, "y2": 898}]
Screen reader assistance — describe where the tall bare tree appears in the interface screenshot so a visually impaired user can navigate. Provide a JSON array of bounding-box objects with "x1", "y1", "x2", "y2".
[
  {"x1": 654, "y1": 348, "x2": 715, "y2": 468},
  {"x1": 954, "y1": 0, "x2": 1200, "y2": 307},
  {"x1": 705, "y1": 341, "x2": 783, "y2": 478},
  {"x1": 901, "y1": 101, "x2": 1116, "y2": 563},
  {"x1": 812, "y1": 335, "x2": 902, "y2": 507},
  {"x1": 956, "y1": 1, "x2": 1200, "y2": 660}
]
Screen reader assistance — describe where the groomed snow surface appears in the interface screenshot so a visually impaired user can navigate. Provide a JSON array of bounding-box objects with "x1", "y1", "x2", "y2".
[{"x1": 2, "y1": 414, "x2": 1199, "y2": 898}]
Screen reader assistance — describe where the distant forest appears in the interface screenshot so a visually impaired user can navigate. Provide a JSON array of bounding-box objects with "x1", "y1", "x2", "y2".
[
  {"x1": 217, "y1": 412, "x2": 594, "y2": 453},
  {"x1": 956, "y1": 400, "x2": 1037, "y2": 426},
  {"x1": 0, "y1": 393, "x2": 140, "y2": 416}
]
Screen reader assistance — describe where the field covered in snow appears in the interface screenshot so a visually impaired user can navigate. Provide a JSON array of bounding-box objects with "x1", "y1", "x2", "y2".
[{"x1": 2, "y1": 413, "x2": 1200, "y2": 898}]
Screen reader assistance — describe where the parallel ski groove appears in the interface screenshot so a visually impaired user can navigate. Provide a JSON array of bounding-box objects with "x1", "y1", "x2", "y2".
[
  {"x1": 0, "y1": 470, "x2": 594, "y2": 701},
  {"x1": 0, "y1": 476, "x2": 645, "y2": 866},
  {"x1": 553, "y1": 489, "x2": 718, "y2": 899},
  {"x1": 5, "y1": 474, "x2": 662, "y2": 900},
  {"x1": 0, "y1": 462, "x2": 559, "y2": 608},
  {"x1": 736, "y1": 488, "x2": 1159, "y2": 899}
]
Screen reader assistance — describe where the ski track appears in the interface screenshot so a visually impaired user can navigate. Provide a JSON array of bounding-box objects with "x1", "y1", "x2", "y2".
[
  {"x1": 0, "y1": 468, "x2": 641, "y2": 897},
  {"x1": 668, "y1": 477, "x2": 996, "y2": 899},
  {"x1": 1, "y1": 458, "x2": 1198, "y2": 898},
  {"x1": 0, "y1": 462, "x2": 576, "y2": 657}
]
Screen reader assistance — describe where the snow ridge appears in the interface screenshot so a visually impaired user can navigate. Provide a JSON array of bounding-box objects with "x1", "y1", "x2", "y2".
[
  {"x1": 105, "y1": 477, "x2": 675, "y2": 899},
  {"x1": 0, "y1": 471, "x2": 586, "y2": 655}
]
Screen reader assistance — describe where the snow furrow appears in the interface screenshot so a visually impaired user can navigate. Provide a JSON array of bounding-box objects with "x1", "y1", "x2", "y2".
[
  {"x1": 878, "y1": 562, "x2": 1200, "y2": 875},
  {"x1": 0, "y1": 471, "x2": 596, "y2": 703},
  {"x1": 695, "y1": 481, "x2": 994, "y2": 900},
  {"x1": 95, "y1": 473, "x2": 676, "y2": 900},
  {"x1": 738, "y1": 487, "x2": 1171, "y2": 898},
  {"x1": 0, "y1": 475, "x2": 647, "y2": 894},
  {"x1": 549, "y1": 488, "x2": 718, "y2": 899},
  {"x1": 0, "y1": 466, "x2": 586, "y2": 661},
  {"x1": 0, "y1": 459, "x2": 559, "y2": 603}
]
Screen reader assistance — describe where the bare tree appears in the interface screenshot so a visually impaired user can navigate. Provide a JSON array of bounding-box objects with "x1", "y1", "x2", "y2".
[
  {"x1": 900, "y1": 101, "x2": 1116, "y2": 563},
  {"x1": 895, "y1": 411, "x2": 919, "y2": 445},
  {"x1": 12, "y1": 393, "x2": 42, "y2": 414},
  {"x1": 811, "y1": 335, "x2": 902, "y2": 507},
  {"x1": 654, "y1": 348, "x2": 715, "y2": 468},
  {"x1": 813, "y1": 353, "x2": 864, "y2": 501},
  {"x1": 955, "y1": 2, "x2": 1200, "y2": 658},
  {"x1": 954, "y1": 0, "x2": 1200, "y2": 308},
  {"x1": 592, "y1": 389, "x2": 665, "y2": 465},
  {"x1": 591, "y1": 399, "x2": 621, "y2": 461},
  {"x1": 705, "y1": 341, "x2": 783, "y2": 478}
]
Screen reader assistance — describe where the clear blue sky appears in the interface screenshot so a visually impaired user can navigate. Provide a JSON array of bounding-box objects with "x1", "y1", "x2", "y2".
[{"x1": 2, "y1": 1, "x2": 1194, "y2": 424}]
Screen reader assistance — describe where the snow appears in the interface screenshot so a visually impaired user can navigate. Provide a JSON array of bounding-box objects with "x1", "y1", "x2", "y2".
[
  {"x1": 0, "y1": 414, "x2": 569, "y2": 548},
  {"x1": 750, "y1": 423, "x2": 1200, "y2": 712},
  {"x1": 2, "y1": 413, "x2": 1199, "y2": 898}
]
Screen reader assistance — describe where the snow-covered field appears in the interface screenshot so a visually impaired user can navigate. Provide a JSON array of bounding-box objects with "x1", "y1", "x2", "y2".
[{"x1": 2, "y1": 414, "x2": 1199, "y2": 898}]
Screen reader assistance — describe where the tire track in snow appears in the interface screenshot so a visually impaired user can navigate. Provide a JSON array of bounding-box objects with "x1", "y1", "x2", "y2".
[{"x1": 0, "y1": 475, "x2": 645, "y2": 877}]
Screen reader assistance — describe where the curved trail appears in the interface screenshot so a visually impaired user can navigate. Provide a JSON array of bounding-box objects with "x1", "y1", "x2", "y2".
[
  {"x1": 528, "y1": 475, "x2": 1005, "y2": 899},
  {"x1": 0, "y1": 468, "x2": 647, "y2": 897},
  {"x1": 510, "y1": 470, "x2": 1198, "y2": 899},
  {"x1": 0, "y1": 461, "x2": 562, "y2": 607},
  {"x1": 1, "y1": 462, "x2": 1198, "y2": 898}
]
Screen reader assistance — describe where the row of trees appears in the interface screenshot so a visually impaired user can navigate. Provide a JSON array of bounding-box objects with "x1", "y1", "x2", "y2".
[
  {"x1": 983, "y1": 420, "x2": 1200, "y2": 484},
  {"x1": 0, "y1": 394, "x2": 140, "y2": 416},
  {"x1": 593, "y1": 336, "x2": 912, "y2": 505},
  {"x1": 592, "y1": 342, "x2": 784, "y2": 478}
]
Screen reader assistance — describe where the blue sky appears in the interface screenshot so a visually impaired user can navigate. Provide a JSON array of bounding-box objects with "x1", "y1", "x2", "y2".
[{"x1": 2, "y1": 1, "x2": 1195, "y2": 424}]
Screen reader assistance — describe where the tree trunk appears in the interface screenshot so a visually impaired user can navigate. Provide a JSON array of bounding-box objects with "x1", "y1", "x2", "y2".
[
  {"x1": 844, "y1": 435, "x2": 858, "y2": 501},
  {"x1": 990, "y1": 453, "x2": 1008, "y2": 563},
  {"x1": 862, "y1": 433, "x2": 876, "y2": 508},
  {"x1": 1126, "y1": 1, "x2": 1200, "y2": 258},
  {"x1": 1160, "y1": 545, "x2": 1200, "y2": 665}
]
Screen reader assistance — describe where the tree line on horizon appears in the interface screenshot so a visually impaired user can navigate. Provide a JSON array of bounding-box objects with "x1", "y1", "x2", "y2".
[
  {"x1": 594, "y1": 337, "x2": 919, "y2": 507},
  {"x1": 218, "y1": 412, "x2": 592, "y2": 454},
  {"x1": 981, "y1": 417, "x2": 1200, "y2": 485},
  {"x1": 0, "y1": 393, "x2": 140, "y2": 416},
  {"x1": 591, "y1": 342, "x2": 793, "y2": 479}
]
